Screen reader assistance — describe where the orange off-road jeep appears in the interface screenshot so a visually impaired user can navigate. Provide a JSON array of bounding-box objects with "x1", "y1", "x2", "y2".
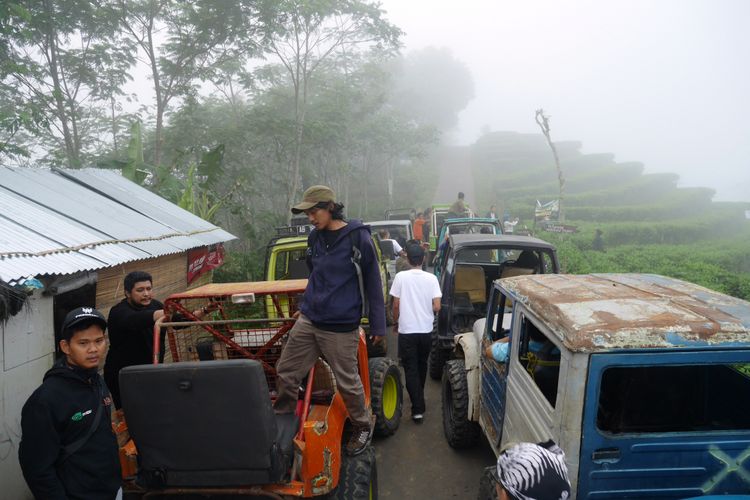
[{"x1": 116, "y1": 279, "x2": 402, "y2": 499}]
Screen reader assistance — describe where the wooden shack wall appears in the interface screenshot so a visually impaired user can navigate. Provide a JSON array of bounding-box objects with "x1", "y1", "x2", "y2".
[{"x1": 95, "y1": 251, "x2": 213, "y2": 318}]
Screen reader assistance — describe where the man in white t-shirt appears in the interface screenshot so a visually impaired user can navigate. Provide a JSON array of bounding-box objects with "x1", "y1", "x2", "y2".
[{"x1": 390, "y1": 243, "x2": 442, "y2": 423}]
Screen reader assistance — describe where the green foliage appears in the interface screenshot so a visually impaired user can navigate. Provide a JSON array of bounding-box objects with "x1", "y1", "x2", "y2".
[
  {"x1": 553, "y1": 234, "x2": 750, "y2": 301},
  {"x1": 2, "y1": 0, "x2": 135, "y2": 166}
]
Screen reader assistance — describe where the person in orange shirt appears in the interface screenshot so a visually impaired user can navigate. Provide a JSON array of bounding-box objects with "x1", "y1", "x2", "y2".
[{"x1": 413, "y1": 212, "x2": 425, "y2": 241}]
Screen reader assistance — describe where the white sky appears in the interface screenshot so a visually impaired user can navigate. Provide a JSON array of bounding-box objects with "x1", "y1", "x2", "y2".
[{"x1": 378, "y1": 0, "x2": 750, "y2": 201}]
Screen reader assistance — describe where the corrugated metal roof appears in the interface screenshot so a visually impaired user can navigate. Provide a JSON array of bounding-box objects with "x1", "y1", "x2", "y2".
[
  {"x1": 500, "y1": 273, "x2": 750, "y2": 352},
  {"x1": 0, "y1": 167, "x2": 236, "y2": 283}
]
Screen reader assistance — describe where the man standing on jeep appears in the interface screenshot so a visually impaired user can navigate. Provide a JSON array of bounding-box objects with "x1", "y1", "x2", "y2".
[
  {"x1": 448, "y1": 191, "x2": 469, "y2": 218},
  {"x1": 274, "y1": 185, "x2": 386, "y2": 456}
]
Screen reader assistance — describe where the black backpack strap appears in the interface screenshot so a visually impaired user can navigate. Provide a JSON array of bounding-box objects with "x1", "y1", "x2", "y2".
[
  {"x1": 305, "y1": 230, "x2": 318, "y2": 272},
  {"x1": 349, "y1": 231, "x2": 368, "y2": 318},
  {"x1": 58, "y1": 378, "x2": 106, "y2": 465}
]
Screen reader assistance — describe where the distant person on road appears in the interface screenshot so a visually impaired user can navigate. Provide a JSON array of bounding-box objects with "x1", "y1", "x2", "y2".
[
  {"x1": 422, "y1": 207, "x2": 432, "y2": 246},
  {"x1": 486, "y1": 205, "x2": 498, "y2": 219},
  {"x1": 493, "y1": 441, "x2": 571, "y2": 500},
  {"x1": 19, "y1": 307, "x2": 121, "y2": 500},
  {"x1": 448, "y1": 191, "x2": 467, "y2": 217},
  {"x1": 592, "y1": 229, "x2": 605, "y2": 252},
  {"x1": 275, "y1": 185, "x2": 386, "y2": 456},
  {"x1": 378, "y1": 229, "x2": 405, "y2": 259},
  {"x1": 104, "y1": 271, "x2": 215, "y2": 408},
  {"x1": 413, "y1": 212, "x2": 426, "y2": 242},
  {"x1": 390, "y1": 243, "x2": 441, "y2": 424}
]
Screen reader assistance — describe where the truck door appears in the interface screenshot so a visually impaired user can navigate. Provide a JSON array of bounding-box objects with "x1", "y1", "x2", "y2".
[
  {"x1": 479, "y1": 287, "x2": 513, "y2": 452},
  {"x1": 579, "y1": 350, "x2": 750, "y2": 498}
]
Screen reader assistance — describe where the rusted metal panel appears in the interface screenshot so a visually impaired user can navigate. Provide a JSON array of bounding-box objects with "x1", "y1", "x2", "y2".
[
  {"x1": 500, "y1": 273, "x2": 750, "y2": 352},
  {"x1": 555, "y1": 352, "x2": 588, "y2": 495},
  {"x1": 167, "y1": 279, "x2": 308, "y2": 299}
]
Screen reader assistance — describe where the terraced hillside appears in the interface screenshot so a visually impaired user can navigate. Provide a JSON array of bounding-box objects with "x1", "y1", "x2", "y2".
[{"x1": 471, "y1": 131, "x2": 750, "y2": 300}]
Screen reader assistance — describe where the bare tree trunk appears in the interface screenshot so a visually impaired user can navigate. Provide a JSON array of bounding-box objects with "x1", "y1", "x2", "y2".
[
  {"x1": 43, "y1": 1, "x2": 77, "y2": 167},
  {"x1": 535, "y1": 109, "x2": 565, "y2": 223},
  {"x1": 286, "y1": 63, "x2": 309, "y2": 222},
  {"x1": 110, "y1": 97, "x2": 118, "y2": 152},
  {"x1": 146, "y1": 27, "x2": 164, "y2": 167},
  {"x1": 386, "y1": 158, "x2": 394, "y2": 209},
  {"x1": 362, "y1": 149, "x2": 370, "y2": 218}
]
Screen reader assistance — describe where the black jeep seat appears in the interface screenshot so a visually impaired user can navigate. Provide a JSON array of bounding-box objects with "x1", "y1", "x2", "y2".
[{"x1": 120, "y1": 360, "x2": 299, "y2": 488}]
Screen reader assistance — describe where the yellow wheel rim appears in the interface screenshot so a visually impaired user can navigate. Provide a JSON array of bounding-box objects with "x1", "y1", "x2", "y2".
[{"x1": 382, "y1": 374, "x2": 398, "y2": 419}]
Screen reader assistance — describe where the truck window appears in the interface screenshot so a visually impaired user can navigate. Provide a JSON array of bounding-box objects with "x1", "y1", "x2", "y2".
[
  {"x1": 541, "y1": 252, "x2": 555, "y2": 273},
  {"x1": 517, "y1": 314, "x2": 560, "y2": 407},
  {"x1": 274, "y1": 251, "x2": 288, "y2": 279},
  {"x1": 487, "y1": 290, "x2": 512, "y2": 342},
  {"x1": 597, "y1": 364, "x2": 750, "y2": 434},
  {"x1": 275, "y1": 249, "x2": 309, "y2": 280}
]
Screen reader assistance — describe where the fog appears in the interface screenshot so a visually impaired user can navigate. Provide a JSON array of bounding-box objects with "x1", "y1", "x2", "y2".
[{"x1": 379, "y1": 0, "x2": 750, "y2": 202}]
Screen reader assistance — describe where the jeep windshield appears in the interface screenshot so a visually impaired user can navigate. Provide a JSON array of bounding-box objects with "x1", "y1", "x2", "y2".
[
  {"x1": 368, "y1": 222, "x2": 410, "y2": 247},
  {"x1": 455, "y1": 247, "x2": 556, "y2": 271},
  {"x1": 444, "y1": 222, "x2": 499, "y2": 236}
]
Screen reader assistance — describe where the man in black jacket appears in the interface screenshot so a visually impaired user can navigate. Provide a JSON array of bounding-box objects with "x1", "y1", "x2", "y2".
[
  {"x1": 104, "y1": 271, "x2": 164, "y2": 408},
  {"x1": 104, "y1": 271, "x2": 213, "y2": 408},
  {"x1": 19, "y1": 307, "x2": 121, "y2": 500}
]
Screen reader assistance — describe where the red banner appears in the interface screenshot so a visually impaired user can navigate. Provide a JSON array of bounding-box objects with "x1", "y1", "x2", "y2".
[{"x1": 187, "y1": 244, "x2": 225, "y2": 284}]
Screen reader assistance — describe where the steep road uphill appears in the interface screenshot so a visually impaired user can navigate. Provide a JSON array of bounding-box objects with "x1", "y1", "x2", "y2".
[{"x1": 432, "y1": 146, "x2": 475, "y2": 208}]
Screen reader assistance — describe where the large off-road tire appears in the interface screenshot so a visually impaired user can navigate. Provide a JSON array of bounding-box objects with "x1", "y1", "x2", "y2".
[
  {"x1": 369, "y1": 357, "x2": 402, "y2": 437},
  {"x1": 477, "y1": 466, "x2": 497, "y2": 500},
  {"x1": 428, "y1": 337, "x2": 448, "y2": 380},
  {"x1": 442, "y1": 358, "x2": 481, "y2": 449},
  {"x1": 332, "y1": 445, "x2": 378, "y2": 500}
]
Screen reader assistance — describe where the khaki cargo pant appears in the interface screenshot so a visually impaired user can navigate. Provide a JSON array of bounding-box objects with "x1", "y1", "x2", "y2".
[{"x1": 274, "y1": 315, "x2": 369, "y2": 427}]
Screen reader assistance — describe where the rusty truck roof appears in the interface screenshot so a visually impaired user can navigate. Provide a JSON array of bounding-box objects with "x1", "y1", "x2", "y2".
[
  {"x1": 499, "y1": 273, "x2": 750, "y2": 352},
  {"x1": 166, "y1": 279, "x2": 307, "y2": 301}
]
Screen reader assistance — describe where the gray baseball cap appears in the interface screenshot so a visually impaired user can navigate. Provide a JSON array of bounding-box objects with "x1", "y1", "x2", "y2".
[{"x1": 291, "y1": 185, "x2": 336, "y2": 214}]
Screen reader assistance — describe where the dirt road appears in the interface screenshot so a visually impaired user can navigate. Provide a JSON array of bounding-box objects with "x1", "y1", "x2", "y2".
[
  {"x1": 374, "y1": 146, "x2": 492, "y2": 498},
  {"x1": 373, "y1": 323, "x2": 495, "y2": 499}
]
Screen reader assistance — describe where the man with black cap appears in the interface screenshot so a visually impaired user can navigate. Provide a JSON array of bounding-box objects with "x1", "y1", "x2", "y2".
[
  {"x1": 389, "y1": 243, "x2": 441, "y2": 423},
  {"x1": 274, "y1": 185, "x2": 386, "y2": 456},
  {"x1": 19, "y1": 307, "x2": 121, "y2": 500}
]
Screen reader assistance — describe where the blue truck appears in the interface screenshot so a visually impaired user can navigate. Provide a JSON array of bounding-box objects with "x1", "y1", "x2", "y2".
[{"x1": 444, "y1": 273, "x2": 750, "y2": 498}]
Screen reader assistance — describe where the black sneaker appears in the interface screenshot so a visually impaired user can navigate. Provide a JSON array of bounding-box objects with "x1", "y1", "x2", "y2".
[
  {"x1": 412, "y1": 413, "x2": 424, "y2": 424},
  {"x1": 345, "y1": 424, "x2": 373, "y2": 456}
]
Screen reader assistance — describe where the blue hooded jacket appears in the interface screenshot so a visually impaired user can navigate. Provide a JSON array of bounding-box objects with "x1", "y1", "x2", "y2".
[{"x1": 301, "y1": 219, "x2": 386, "y2": 336}]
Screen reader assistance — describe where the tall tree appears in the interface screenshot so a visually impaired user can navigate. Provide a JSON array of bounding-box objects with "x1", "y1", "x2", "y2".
[
  {"x1": 2, "y1": 0, "x2": 134, "y2": 166},
  {"x1": 257, "y1": 0, "x2": 402, "y2": 217},
  {"x1": 116, "y1": 0, "x2": 260, "y2": 166}
]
